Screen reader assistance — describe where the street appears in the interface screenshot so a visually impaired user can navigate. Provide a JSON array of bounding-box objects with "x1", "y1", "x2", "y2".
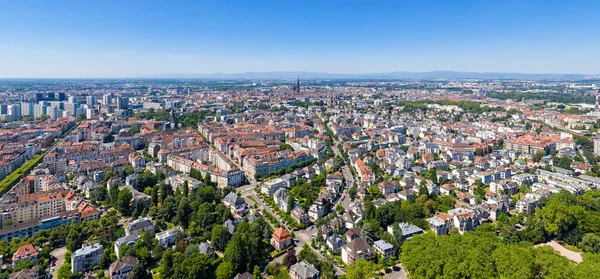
[
  {"x1": 382, "y1": 263, "x2": 409, "y2": 279},
  {"x1": 50, "y1": 246, "x2": 67, "y2": 279},
  {"x1": 233, "y1": 117, "x2": 354, "y2": 276}
]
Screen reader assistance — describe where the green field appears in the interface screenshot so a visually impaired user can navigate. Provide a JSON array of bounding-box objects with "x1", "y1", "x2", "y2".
[{"x1": 0, "y1": 153, "x2": 45, "y2": 195}]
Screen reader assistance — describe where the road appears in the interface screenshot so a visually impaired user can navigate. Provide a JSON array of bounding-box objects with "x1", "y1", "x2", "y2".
[
  {"x1": 227, "y1": 117, "x2": 348, "y2": 275},
  {"x1": 240, "y1": 184, "x2": 292, "y2": 232},
  {"x1": 577, "y1": 145, "x2": 589, "y2": 165},
  {"x1": 331, "y1": 136, "x2": 356, "y2": 212},
  {"x1": 537, "y1": 240, "x2": 583, "y2": 263},
  {"x1": 382, "y1": 263, "x2": 409, "y2": 279},
  {"x1": 50, "y1": 247, "x2": 67, "y2": 279}
]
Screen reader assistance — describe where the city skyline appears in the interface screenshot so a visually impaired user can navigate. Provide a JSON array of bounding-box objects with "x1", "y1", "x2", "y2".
[{"x1": 1, "y1": 0, "x2": 600, "y2": 78}]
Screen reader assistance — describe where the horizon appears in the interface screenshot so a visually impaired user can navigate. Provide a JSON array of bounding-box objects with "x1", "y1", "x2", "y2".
[
  {"x1": 0, "y1": 70, "x2": 598, "y2": 80},
  {"x1": 1, "y1": 1, "x2": 600, "y2": 78}
]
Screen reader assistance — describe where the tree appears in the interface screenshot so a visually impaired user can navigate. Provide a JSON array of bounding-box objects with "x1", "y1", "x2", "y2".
[
  {"x1": 298, "y1": 244, "x2": 319, "y2": 269},
  {"x1": 287, "y1": 196, "x2": 295, "y2": 213},
  {"x1": 533, "y1": 150, "x2": 546, "y2": 162},
  {"x1": 66, "y1": 227, "x2": 82, "y2": 252},
  {"x1": 129, "y1": 265, "x2": 150, "y2": 279},
  {"x1": 176, "y1": 197, "x2": 191, "y2": 229},
  {"x1": 253, "y1": 265, "x2": 262, "y2": 279},
  {"x1": 109, "y1": 183, "x2": 120, "y2": 208},
  {"x1": 182, "y1": 180, "x2": 189, "y2": 197},
  {"x1": 581, "y1": 233, "x2": 600, "y2": 254},
  {"x1": 216, "y1": 261, "x2": 235, "y2": 279},
  {"x1": 211, "y1": 225, "x2": 231, "y2": 251},
  {"x1": 223, "y1": 234, "x2": 245, "y2": 273},
  {"x1": 135, "y1": 170, "x2": 159, "y2": 190},
  {"x1": 57, "y1": 263, "x2": 74, "y2": 279},
  {"x1": 99, "y1": 252, "x2": 112, "y2": 268},
  {"x1": 365, "y1": 202, "x2": 376, "y2": 220},
  {"x1": 391, "y1": 223, "x2": 403, "y2": 253},
  {"x1": 130, "y1": 125, "x2": 140, "y2": 135},
  {"x1": 116, "y1": 188, "x2": 133, "y2": 216},
  {"x1": 349, "y1": 184, "x2": 358, "y2": 198},
  {"x1": 160, "y1": 249, "x2": 174, "y2": 277},
  {"x1": 203, "y1": 173, "x2": 212, "y2": 187},
  {"x1": 38, "y1": 114, "x2": 50, "y2": 121},
  {"x1": 14, "y1": 259, "x2": 33, "y2": 272},
  {"x1": 151, "y1": 186, "x2": 159, "y2": 206},
  {"x1": 77, "y1": 112, "x2": 86, "y2": 121},
  {"x1": 344, "y1": 259, "x2": 379, "y2": 279},
  {"x1": 475, "y1": 148, "x2": 484, "y2": 156},
  {"x1": 152, "y1": 243, "x2": 165, "y2": 260},
  {"x1": 283, "y1": 248, "x2": 297, "y2": 268}
]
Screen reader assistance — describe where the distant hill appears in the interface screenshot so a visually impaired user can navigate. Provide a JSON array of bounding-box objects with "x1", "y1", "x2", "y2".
[{"x1": 152, "y1": 71, "x2": 595, "y2": 80}]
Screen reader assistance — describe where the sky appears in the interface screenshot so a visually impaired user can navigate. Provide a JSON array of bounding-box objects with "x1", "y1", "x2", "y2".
[{"x1": 0, "y1": 0, "x2": 599, "y2": 78}]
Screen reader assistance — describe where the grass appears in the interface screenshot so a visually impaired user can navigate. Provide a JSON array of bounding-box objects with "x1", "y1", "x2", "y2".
[
  {"x1": 270, "y1": 246, "x2": 292, "y2": 258},
  {"x1": 0, "y1": 121, "x2": 80, "y2": 196},
  {"x1": 247, "y1": 195, "x2": 258, "y2": 204},
  {"x1": 0, "y1": 153, "x2": 45, "y2": 195}
]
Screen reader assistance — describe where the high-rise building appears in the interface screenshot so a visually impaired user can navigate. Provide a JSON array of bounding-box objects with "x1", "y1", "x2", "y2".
[
  {"x1": 47, "y1": 106, "x2": 60, "y2": 120},
  {"x1": 21, "y1": 102, "x2": 34, "y2": 116},
  {"x1": 86, "y1": 108, "x2": 94, "y2": 119},
  {"x1": 116, "y1": 96, "x2": 129, "y2": 110},
  {"x1": 64, "y1": 103, "x2": 78, "y2": 116},
  {"x1": 0, "y1": 104, "x2": 7, "y2": 115},
  {"x1": 34, "y1": 104, "x2": 46, "y2": 119},
  {"x1": 8, "y1": 104, "x2": 21, "y2": 118},
  {"x1": 86, "y1": 96, "x2": 97, "y2": 107},
  {"x1": 68, "y1": 95, "x2": 78, "y2": 104},
  {"x1": 594, "y1": 137, "x2": 600, "y2": 156},
  {"x1": 58, "y1": 92, "x2": 66, "y2": 101},
  {"x1": 102, "y1": 93, "x2": 113, "y2": 106},
  {"x1": 595, "y1": 90, "x2": 600, "y2": 113}
]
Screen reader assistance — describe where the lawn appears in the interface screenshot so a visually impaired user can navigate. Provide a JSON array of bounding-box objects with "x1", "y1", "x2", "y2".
[{"x1": 0, "y1": 153, "x2": 45, "y2": 195}]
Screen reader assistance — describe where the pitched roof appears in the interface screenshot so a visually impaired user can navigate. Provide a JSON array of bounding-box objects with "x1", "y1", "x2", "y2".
[
  {"x1": 290, "y1": 261, "x2": 320, "y2": 279},
  {"x1": 9, "y1": 268, "x2": 37, "y2": 279},
  {"x1": 234, "y1": 272, "x2": 254, "y2": 279},
  {"x1": 109, "y1": 256, "x2": 139, "y2": 274},
  {"x1": 272, "y1": 227, "x2": 290, "y2": 242},
  {"x1": 343, "y1": 237, "x2": 372, "y2": 258},
  {"x1": 12, "y1": 244, "x2": 38, "y2": 262}
]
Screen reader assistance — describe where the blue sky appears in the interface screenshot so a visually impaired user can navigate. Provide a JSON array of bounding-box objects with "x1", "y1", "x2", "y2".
[{"x1": 0, "y1": 0, "x2": 599, "y2": 78}]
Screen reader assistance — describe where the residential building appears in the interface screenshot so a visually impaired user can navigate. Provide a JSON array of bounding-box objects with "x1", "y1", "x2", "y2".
[
  {"x1": 291, "y1": 206, "x2": 310, "y2": 224},
  {"x1": 233, "y1": 273, "x2": 254, "y2": 279},
  {"x1": 373, "y1": 240, "x2": 395, "y2": 259},
  {"x1": 125, "y1": 217, "x2": 155, "y2": 236},
  {"x1": 516, "y1": 199, "x2": 539, "y2": 215},
  {"x1": 387, "y1": 222, "x2": 424, "y2": 239},
  {"x1": 222, "y1": 192, "x2": 248, "y2": 218},
  {"x1": 289, "y1": 261, "x2": 320, "y2": 279},
  {"x1": 109, "y1": 256, "x2": 139, "y2": 279},
  {"x1": 114, "y1": 234, "x2": 140, "y2": 257},
  {"x1": 426, "y1": 213, "x2": 452, "y2": 235},
  {"x1": 341, "y1": 237, "x2": 375, "y2": 265},
  {"x1": 271, "y1": 228, "x2": 292, "y2": 250},
  {"x1": 9, "y1": 268, "x2": 37, "y2": 279},
  {"x1": 72, "y1": 244, "x2": 104, "y2": 273},
  {"x1": 199, "y1": 241, "x2": 215, "y2": 258},
  {"x1": 155, "y1": 226, "x2": 183, "y2": 247},
  {"x1": 326, "y1": 234, "x2": 345, "y2": 252},
  {"x1": 12, "y1": 244, "x2": 38, "y2": 268}
]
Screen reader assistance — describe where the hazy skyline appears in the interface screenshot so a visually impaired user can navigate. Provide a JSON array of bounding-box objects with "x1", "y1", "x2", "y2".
[{"x1": 1, "y1": 0, "x2": 600, "y2": 78}]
